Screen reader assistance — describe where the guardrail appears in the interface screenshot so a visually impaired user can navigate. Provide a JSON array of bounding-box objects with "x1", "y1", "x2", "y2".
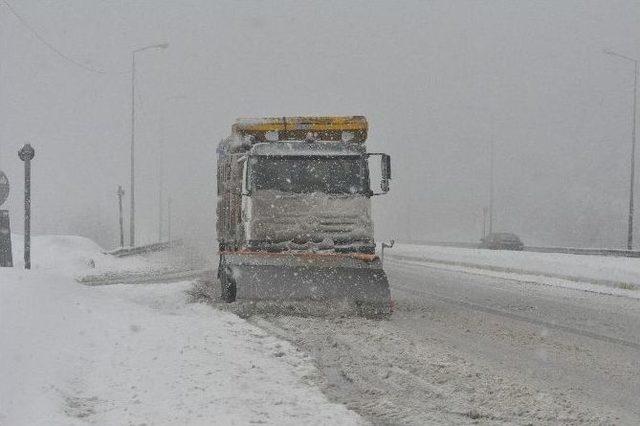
[
  {"x1": 406, "y1": 241, "x2": 480, "y2": 249},
  {"x1": 525, "y1": 246, "x2": 640, "y2": 258},
  {"x1": 107, "y1": 240, "x2": 183, "y2": 258},
  {"x1": 401, "y1": 240, "x2": 640, "y2": 258},
  {"x1": 386, "y1": 253, "x2": 639, "y2": 290}
]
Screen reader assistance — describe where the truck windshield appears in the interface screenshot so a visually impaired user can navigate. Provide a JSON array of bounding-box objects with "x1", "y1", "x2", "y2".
[{"x1": 249, "y1": 155, "x2": 368, "y2": 194}]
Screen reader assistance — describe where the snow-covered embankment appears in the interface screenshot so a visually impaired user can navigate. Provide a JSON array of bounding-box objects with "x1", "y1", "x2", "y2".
[{"x1": 0, "y1": 235, "x2": 362, "y2": 425}]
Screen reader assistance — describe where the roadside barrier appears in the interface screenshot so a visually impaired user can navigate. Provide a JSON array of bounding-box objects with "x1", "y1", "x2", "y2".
[
  {"x1": 107, "y1": 239, "x2": 183, "y2": 258},
  {"x1": 402, "y1": 241, "x2": 640, "y2": 258}
]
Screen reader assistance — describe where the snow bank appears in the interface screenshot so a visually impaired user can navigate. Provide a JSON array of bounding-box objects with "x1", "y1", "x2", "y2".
[
  {"x1": 0, "y1": 235, "x2": 362, "y2": 425},
  {"x1": 388, "y1": 244, "x2": 640, "y2": 291},
  {"x1": 9, "y1": 234, "x2": 153, "y2": 276}
]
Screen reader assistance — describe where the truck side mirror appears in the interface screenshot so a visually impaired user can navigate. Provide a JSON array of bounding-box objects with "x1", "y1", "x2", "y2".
[
  {"x1": 367, "y1": 153, "x2": 392, "y2": 195},
  {"x1": 381, "y1": 154, "x2": 391, "y2": 179},
  {"x1": 381, "y1": 154, "x2": 391, "y2": 193},
  {"x1": 238, "y1": 156, "x2": 250, "y2": 196}
]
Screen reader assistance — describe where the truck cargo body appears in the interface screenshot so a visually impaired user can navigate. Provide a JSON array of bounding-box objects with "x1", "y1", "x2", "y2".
[{"x1": 216, "y1": 116, "x2": 391, "y2": 316}]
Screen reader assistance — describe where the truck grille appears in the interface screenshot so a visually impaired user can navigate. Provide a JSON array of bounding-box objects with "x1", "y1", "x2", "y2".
[{"x1": 316, "y1": 215, "x2": 360, "y2": 233}]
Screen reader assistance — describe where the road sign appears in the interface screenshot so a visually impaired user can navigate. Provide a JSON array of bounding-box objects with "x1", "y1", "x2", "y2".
[
  {"x1": 18, "y1": 144, "x2": 35, "y2": 162},
  {"x1": 0, "y1": 171, "x2": 8, "y2": 206}
]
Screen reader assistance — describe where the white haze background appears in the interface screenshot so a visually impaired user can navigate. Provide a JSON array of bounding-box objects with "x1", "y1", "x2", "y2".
[{"x1": 0, "y1": 0, "x2": 639, "y2": 250}]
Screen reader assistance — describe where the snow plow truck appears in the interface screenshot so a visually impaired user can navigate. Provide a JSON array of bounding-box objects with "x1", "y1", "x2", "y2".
[{"x1": 216, "y1": 116, "x2": 392, "y2": 316}]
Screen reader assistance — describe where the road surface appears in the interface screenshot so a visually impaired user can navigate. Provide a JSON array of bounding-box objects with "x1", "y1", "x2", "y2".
[{"x1": 248, "y1": 256, "x2": 640, "y2": 424}]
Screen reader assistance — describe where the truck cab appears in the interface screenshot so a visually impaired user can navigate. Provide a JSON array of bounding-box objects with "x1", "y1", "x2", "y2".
[
  {"x1": 217, "y1": 116, "x2": 391, "y2": 255},
  {"x1": 215, "y1": 116, "x2": 393, "y2": 313}
]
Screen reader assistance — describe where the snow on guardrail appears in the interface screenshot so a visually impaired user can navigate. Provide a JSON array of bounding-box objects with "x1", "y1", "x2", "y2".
[{"x1": 107, "y1": 240, "x2": 183, "y2": 257}]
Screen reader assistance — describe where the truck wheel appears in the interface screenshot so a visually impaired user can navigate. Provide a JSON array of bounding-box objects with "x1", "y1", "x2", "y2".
[{"x1": 220, "y1": 269, "x2": 236, "y2": 303}]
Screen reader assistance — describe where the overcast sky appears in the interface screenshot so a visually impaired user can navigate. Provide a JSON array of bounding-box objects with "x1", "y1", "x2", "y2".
[{"x1": 0, "y1": 0, "x2": 639, "y2": 249}]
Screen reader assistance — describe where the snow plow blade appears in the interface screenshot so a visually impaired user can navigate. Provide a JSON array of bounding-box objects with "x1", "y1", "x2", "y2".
[{"x1": 220, "y1": 252, "x2": 391, "y2": 318}]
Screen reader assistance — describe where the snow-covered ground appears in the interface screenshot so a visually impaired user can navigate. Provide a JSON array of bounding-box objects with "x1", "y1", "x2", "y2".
[
  {"x1": 387, "y1": 243, "x2": 640, "y2": 298},
  {"x1": 6, "y1": 234, "x2": 163, "y2": 275},
  {"x1": 0, "y1": 235, "x2": 363, "y2": 425}
]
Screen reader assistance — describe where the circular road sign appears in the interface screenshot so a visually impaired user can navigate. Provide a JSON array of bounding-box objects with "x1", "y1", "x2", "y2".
[
  {"x1": 18, "y1": 144, "x2": 35, "y2": 162},
  {"x1": 0, "y1": 171, "x2": 9, "y2": 206}
]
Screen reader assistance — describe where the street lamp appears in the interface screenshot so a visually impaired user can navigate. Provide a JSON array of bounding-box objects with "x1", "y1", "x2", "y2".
[
  {"x1": 604, "y1": 49, "x2": 638, "y2": 250},
  {"x1": 129, "y1": 42, "x2": 168, "y2": 247},
  {"x1": 488, "y1": 139, "x2": 495, "y2": 235}
]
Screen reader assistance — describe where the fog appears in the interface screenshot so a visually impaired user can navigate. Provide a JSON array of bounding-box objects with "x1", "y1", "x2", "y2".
[{"x1": 0, "y1": 0, "x2": 638, "y2": 250}]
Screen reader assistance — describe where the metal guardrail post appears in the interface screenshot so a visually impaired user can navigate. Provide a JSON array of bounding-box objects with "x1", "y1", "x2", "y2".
[{"x1": 381, "y1": 240, "x2": 395, "y2": 264}]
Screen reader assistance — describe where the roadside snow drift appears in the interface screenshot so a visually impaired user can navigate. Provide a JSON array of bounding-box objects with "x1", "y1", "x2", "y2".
[{"x1": 0, "y1": 235, "x2": 362, "y2": 425}]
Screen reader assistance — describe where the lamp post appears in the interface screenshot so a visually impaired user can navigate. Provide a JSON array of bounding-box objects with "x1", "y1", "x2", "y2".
[
  {"x1": 488, "y1": 139, "x2": 495, "y2": 235},
  {"x1": 605, "y1": 49, "x2": 638, "y2": 250},
  {"x1": 129, "y1": 42, "x2": 168, "y2": 247},
  {"x1": 117, "y1": 185, "x2": 125, "y2": 248},
  {"x1": 158, "y1": 141, "x2": 164, "y2": 242}
]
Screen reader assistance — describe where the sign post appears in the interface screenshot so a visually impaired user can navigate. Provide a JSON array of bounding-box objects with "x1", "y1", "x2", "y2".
[
  {"x1": 19, "y1": 144, "x2": 35, "y2": 269},
  {"x1": 0, "y1": 170, "x2": 12, "y2": 267}
]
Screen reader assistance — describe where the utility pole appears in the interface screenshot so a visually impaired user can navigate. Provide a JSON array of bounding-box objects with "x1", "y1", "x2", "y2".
[
  {"x1": 129, "y1": 42, "x2": 169, "y2": 247},
  {"x1": 167, "y1": 196, "x2": 172, "y2": 242},
  {"x1": 488, "y1": 139, "x2": 495, "y2": 235},
  {"x1": 18, "y1": 144, "x2": 35, "y2": 269},
  {"x1": 605, "y1": 49, "x2": 638, "y2": 250},
  {"x1": 158, "y1": 151, "x2": 163, "y2": 242},
  {"x1": 482, "y1": 206, "x2": 488, "y2": 239},
  {"x1": 117, "y1": 185, "x2": 125, "y2": 248}
]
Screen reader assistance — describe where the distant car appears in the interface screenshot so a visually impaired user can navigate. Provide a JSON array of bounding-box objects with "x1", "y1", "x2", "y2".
[{"x1": 480, "y1": 233, "x2": 524, "y2": 251}]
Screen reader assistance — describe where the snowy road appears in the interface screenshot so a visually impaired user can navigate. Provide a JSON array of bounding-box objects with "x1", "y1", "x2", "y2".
[
  {"x1": 13, "y1": 235, "x2": 637, "y2": 424},
  {"x1": 253, "y1": 256, "x2": 640, "y2": 424},
  {"x1": 387, "y1": 257, "x2": 640, "y2": 421}
]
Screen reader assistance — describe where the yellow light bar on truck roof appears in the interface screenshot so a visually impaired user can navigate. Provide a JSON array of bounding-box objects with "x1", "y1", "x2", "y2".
[{"x1": 232, "y1": 116, "x2": 368, "y2": 143}]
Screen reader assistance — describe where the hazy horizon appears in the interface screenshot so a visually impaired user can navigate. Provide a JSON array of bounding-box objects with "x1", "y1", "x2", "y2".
[{"x1": 1, "y1": 0, "x2": 639, "y2": 250}]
